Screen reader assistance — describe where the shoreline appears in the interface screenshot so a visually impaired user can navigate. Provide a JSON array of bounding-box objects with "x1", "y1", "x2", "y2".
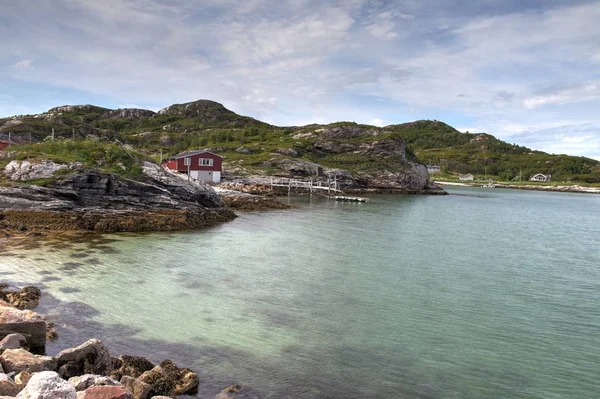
[{"x1": 435, "y1": 181, "x2": 600, "y2": 194}]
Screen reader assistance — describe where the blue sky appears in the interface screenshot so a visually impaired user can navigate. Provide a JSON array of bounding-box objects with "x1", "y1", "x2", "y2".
[{"x1": 1, "y1": 0, "x2": 599, "y2": 159}]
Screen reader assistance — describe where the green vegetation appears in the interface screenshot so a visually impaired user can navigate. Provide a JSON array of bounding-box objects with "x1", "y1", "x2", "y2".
[
  {"x1": 386, "y1": 120, "x2": 600, "y2": 183},
  {"x1": 1, "y1": 102, "x2": 598, "y2": 183},
  {"x1": 1, "y1": 139, "x2": 148, "y2": 181}
]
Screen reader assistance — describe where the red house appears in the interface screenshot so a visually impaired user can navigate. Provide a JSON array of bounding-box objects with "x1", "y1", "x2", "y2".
[
  {"x1": 0, "y1": 141, "x2": 11, "y2": 150},
  {"x1": 162, "y1": 150, "x2": 223, "y2": 183}
]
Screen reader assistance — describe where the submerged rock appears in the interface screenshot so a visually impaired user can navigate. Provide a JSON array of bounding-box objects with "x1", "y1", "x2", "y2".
[
  {"x1": 55, "y1": 340, "x2": 112, "y2": 379},
  {"x1": 138, "y1": 360, "x2": 198, "y2": 397},
  {"x1": 1, "y1": 286, "x2": 41, "y2": 310},
  {"x1": 17, "y1": 371, "x2": 77, "y2": 399}
]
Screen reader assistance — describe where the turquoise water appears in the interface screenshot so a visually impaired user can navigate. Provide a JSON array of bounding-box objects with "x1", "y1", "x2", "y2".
[{"x1": 1, "y1": 186, "x2": 599, "y2": 398}]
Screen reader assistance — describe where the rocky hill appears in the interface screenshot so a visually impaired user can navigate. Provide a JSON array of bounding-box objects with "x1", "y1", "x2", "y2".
[{"x1": 2, "y1": 99, "x2": 596, "y2": 187}]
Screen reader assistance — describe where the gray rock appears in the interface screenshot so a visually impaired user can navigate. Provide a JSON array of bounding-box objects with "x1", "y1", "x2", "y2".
[
  {"x1": 17, "y1": 371, "x2": 77, "y2": 399},
  {"x1": 0, "y1": 349, "x2": 56, "y2": 374},
  {"x1": 0, "y1": 302, "x2": 46, "y2": 353},
  {"x1": 0, "y1": 334, "x2": 29, "y2": 353},
  {"x1": 55, "y1": 340, "x2": 112, "y2": 379},
  {"x1": 68, "y1": 375, "x2": 121, "y2": 391}
]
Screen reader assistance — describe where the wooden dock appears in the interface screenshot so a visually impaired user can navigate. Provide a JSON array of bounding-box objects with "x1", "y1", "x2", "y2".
[
  {"x1": 334, "y1": 196, "x2": 370, "y2": 203},
  {"x1": 267, "y1": 177, "x2": 342, "y2": 195}
]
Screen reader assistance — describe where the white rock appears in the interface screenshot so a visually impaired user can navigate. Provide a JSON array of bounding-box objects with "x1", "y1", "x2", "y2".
[{"x1": 17, "y1": 371, "x2": 76, "y2": 399}]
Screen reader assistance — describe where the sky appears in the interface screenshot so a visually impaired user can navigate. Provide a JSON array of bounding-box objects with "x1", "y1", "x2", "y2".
[{"x1": 1, "y1": 0, "x2": 600, "y2": 159}]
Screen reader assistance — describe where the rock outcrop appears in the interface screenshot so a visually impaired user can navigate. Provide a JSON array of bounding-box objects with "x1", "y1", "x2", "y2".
[
  {"x1": 0, "y1": 162, "x2": 236, "y2": 234},
  {"x1": 4, "y1": 161, "x2": 70, "y2": 182}
]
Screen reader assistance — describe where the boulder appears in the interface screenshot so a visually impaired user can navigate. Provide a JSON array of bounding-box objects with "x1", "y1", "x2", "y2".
[
  {"x1": 0, "y1": 300, "x2": 46, "y2": 351},
  {"x1": 76, "y1": 386, "x2": 131, "y2": 399},
  {"x1": 55, "y1": 340, "x2": 112, "y2": 379},
  {"x1": 17, "y1": 371, "x2": 77, "y2": 399},
  {"x1": 119, "y1": 376, "x2": 152, "y2": 399},
  {"x1": 138, "y1": 360, "x2": 198, "y2": 397},
  {"x1": 0, "y1": 333, "x2": 29, "y2": 353},
  {"x1": 68, "y1": 375, "x2": 121, "y2": 391},
  {"x1": 216, "y1": 384, "x2": 241, "y2": 399},
  {"x1": 0, "y1": 349, "x2": 56, "y2": 374},
  {"x1": 0, "y1": 373, "x2": 19, "y2": 396},
  {"x1": 109, "y1": 356, "x2": 154, "y2": 380}
]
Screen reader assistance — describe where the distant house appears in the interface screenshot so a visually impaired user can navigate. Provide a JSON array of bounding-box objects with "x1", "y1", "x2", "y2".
[
  {"x1": 458, "y1": 174, "x2": 474, "y2": 181},
  {"x1": 0, "y1": 141, "x2": 12, "y2": 150},
  {"x1": 530, "y1": 173, "x2": 551, "y2": 182},
  {"x1": 427, "y1": 165, "x2": 441, "y2": 174},
  {"x1": 162, "y1": 150, "x2": 222, "y2": 183}
]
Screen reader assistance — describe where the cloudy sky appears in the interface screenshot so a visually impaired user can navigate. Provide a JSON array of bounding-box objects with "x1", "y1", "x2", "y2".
[{"x1": 1, "y1": 0, "x2": 599, "y2": 158}]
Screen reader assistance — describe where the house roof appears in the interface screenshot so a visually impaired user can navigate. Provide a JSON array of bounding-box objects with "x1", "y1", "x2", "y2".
[
  {"x1": 168, "y1": 150, "x2": 223, "y2": 160},
  {"x1": 532, "y1": 173, "x2": 548, "y2": 177}
]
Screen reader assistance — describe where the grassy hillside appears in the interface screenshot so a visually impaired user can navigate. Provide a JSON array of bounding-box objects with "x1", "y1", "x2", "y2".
[
  {"x1": 385, "y1": 120, "x2": 600, "y2": 183},
  {"x1": 1, "y1": 101, "x2": 599, "y2": 183}
]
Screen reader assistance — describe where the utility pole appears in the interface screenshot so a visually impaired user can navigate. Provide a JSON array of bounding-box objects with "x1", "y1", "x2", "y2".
[
  {"x1": 29, "y1": 132, "x2": 31, "y2": 143},
  {"x1": 160, "y1": 149, "x2": 163, "y2": 164},
  {"x1": 8, "y1": 131, "x2": 11, "y2": 147},
  {"x1": 52, "y1": 128, "x2": 55, "y2": 140},
  {"x1": 72, "y1": 128, "x2": 75, "y2": 141}
]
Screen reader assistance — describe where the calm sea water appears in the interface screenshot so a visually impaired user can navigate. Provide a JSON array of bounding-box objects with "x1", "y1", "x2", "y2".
[{"x1": 1, "y1": 186, "x2": 599, "y2": 398}]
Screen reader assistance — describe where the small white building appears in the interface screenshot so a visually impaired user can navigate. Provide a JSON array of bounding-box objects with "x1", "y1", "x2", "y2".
[
  {"x1": 458, "y1": 173, "x2": 474, "y2": 181},
  {"x1": 427, "y1": 165, "x2": 441, "y2": 174},
  {"x1": 530, "y1": 173, "x2": 551, "y2": 182}
]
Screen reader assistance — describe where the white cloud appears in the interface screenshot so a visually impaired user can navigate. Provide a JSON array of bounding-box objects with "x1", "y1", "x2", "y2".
[
  {"x1": 13, "y1": 59, "x2": 33, "y2": 69},
  {"x1": 369, "y1": 118, "x2": 385, "y2": 127},
  {"x1": 0, "y1": 0, "x2": 600, "y2": 160},
  {"x1": 523, "y1": 82, "x2": 600, "y2": 109}
]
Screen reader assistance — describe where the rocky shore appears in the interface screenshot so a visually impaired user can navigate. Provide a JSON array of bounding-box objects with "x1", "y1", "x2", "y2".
[
  {"x1": 0, "y1": 162, "x2": 236, "y2": 238},
  {"x1": 0, "y1": 285, "x2": 240, "y2": 399},
  {"x1": 436, "y1": 181, "x2": 600, "y2": 194}
]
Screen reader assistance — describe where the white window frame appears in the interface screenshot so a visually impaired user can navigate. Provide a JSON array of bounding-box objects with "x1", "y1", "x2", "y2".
[
  {"x1": 184, "y1": 157, "x2": 191, "y2": 166},
  {"x1": 199, "y1": 158, "x2": 213, "y2": 167}
]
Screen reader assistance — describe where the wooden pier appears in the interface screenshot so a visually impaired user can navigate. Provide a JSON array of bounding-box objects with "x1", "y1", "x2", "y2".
[
  {"x1": 267, "y1": 177, "x2": 342, "y2": 195},
  {"x1": 334, "y1": 196, "x2": 370, "y2": 203}
]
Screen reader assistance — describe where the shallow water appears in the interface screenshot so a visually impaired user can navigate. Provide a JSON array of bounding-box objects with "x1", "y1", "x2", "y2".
[{"x1": 1, "y1": 186, "x2": 599, "y2": 398}]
